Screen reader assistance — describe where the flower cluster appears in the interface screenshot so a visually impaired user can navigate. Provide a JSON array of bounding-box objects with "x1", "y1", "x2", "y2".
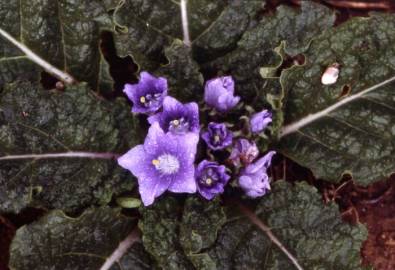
[{"x1": 118, "y1": 72, "x2": 275, "y2": 206}]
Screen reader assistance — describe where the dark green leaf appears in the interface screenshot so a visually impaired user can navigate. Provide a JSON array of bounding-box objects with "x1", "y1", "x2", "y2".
[
  {"x1": 0, "y1": 0, "x2": 115, "y2": 91},
  {"x1": 113, "y1": 0, "x2": 263, "y2": 70},
  {"x1": 277, "y1": 14, "x2": 395, "y2": 185},
  {"x1": 9, "y1": 207, "x2": 134, "y2": 270},
  {"x1": 110, "y1": 242, "x2": 156, "y2": 270},
  {"x1": 180, "y1": 197, "x2": 226, "y2": 254},
  {"x1": 191, "y1": 0, "x2": 264, "y2": 62},
  {"x1": 138, "y1": 182, "x2": 367, "y2": 270},
  {"x1": 0, "y1": 57, "x2": 40, "y2": 89},
  {"x1": 208, "y1": 181, "x2": 367, "y2": 270},
  {"x1": 204, "y1": 1, "x2": 335, "y2": 108},
  {"x1": 158, "y1": 40, "x2": 204, "y2": 102},
  {"x1": 0, "y1": 81, "x2": 140, "y2": 213},
  {"x1": 138, "y1": 196, "x2": 194, "y2": 270}
]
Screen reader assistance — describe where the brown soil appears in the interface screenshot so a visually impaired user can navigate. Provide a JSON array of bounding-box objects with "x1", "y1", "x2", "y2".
[{"x1": 0, "y1": 216, "x2": 15, "y2": 270}]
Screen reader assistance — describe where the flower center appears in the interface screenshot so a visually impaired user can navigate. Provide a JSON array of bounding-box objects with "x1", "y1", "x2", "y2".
[
  {"x1": 199, "y1": 168, "x2": 219, "y2": 187},
  {"x1": 211, "y1": 130, "x2": 224, "y2": 146},
  {"x1": 152, "y1": 154, "x2": 180, "y2": 175},
  {"x1": 169, "y1": 117, "x2": 190, "y2": 134},
  {"x1": 140, "y1": 93, "x2": 162, "y2": 107}
]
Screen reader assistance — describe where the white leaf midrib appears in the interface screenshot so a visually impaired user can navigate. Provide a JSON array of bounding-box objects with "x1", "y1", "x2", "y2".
[{"x1": 279, "y1": 74, "x2": 395, "y2": 138}]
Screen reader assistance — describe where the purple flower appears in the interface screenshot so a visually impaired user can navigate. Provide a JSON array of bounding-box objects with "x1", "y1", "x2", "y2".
[
  {"x1": 123, "y1": 71, "x2": 168, "y2": 114},
  {"x1": 250, "y1": 110, "x2": 272, "y2": 134},
  {"x1": 204, "y1": 76, "x2": 240, "y2": 112},
  {"x1": 238, "y1": 151, "x2": 275, "y2": 198},
  {"x1": 117, "y1": 123, "x2": 197, "y2": 206},
  {"x1": 229, "y1": 138, "x2": 259, "y2": 167},
  {"x1": 196, "y1": 160, "x2": 230, "y2": 200},
  {"x1": 202, "y1": 122, "x2": 233, "y2": 151},
  {"x1": 148, "y1": 96, "x2": 199, "y2": 135}
]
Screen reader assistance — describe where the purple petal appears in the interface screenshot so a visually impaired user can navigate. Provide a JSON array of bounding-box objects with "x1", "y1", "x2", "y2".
[
  {"x1": 246, "y1": 151, "x2": 276, "y2": 174},
  {"x1": 198, "y1": 188, "x2": 219, "y2": 200},
  {"x1": 138, "y1": 175, "x2": 172, "y2": 206},
  {"x1": 168, "y1": 167, "x2": 196, "y2": 193},
  {"x1": 222, "y1": 76, "x2": 235, "y2": 93},
  {"x1": 175, "y1": 132, "x2": 199, "y2": 163},
  {"x1": 162, "y1": 96, "x2": 181, "y2": 111},
  {"x1": 147, "y1": 114, "x2": 160, "y2": 125},
  {"x1": 117, "y1": 145, "x2": 151, "y2": 179},
  {"x1": 123, "y1": 84, "x2": 137, "y2": 102},
  {"x1": 144, "y1": 123, "x2": 165, "y2": 155},
  {"x1": 250, "y1": 110, "x2": 272, "y2": 134}
]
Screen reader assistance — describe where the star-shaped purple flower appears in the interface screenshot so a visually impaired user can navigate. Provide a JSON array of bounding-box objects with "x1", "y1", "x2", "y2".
[
  {"x1": 196, "y1": 160, "x2": 230, "y2": 200},
  {"x1": 148, "y1": 96, "x2": 199, "y2": 135},
  {"x1": 204, "y1": 76, "x2": 240, "y2": 112},
  {"x1": 202, "y1": 122, "x2": 233, "y2": 151},
  {"x1": 117, "y1": 123, "x2": 198, "y2": 206},
  {"x1": 250, "y1": 109, "x2": 272, "y2": 134},
  {"x1": 229, "y1": 138, "x2": 259, "y2": 167},
  {"x1": 238, "y1": 151, "x2": 275, "y2": 198},
  {"x1": 123, "y1": 71, "x2": 168, "y2": 114}
]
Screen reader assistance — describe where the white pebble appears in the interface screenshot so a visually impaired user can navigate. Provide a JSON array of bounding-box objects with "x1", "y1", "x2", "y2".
[{"x1": 321, "y1": 63, "x2": 340, "y2": 85}]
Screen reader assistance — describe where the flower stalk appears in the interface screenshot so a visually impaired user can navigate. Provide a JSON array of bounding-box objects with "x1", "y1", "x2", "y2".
[
  {"x1": 180, "y1": 0, "x2": 191, "y2": 47},
  {"x1": 0, "y1": 152, "x2": 119, "y2": 161},
  {"x1": 0, "y1": 27, "x2": 75, "y2": 84},
  {"x1": 239, "y1": 203, "x2": 304, "y2": 270}
]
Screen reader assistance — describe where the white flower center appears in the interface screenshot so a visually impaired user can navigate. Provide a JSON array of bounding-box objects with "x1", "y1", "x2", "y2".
[{"x1": 152, "y1": 154, "x2": 180, "y2": 175}]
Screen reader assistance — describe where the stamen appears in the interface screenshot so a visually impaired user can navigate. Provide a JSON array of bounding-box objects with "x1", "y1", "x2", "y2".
[
  {"x1": 153, "y1": 154, "x2": 180, "y2": 175},
  {"x1": 152, "y1": 159, "x2": 160, "y2": 166},
  {"x1": 140, "y1": 96, "x2": 146, "y2": 103},
  {"x1": 206, "y1": 178, "x2": 213, "y2": 186}
]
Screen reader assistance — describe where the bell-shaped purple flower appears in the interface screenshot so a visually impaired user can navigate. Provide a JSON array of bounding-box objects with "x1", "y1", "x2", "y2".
[
  {"x1": 250, "y1": 110, "x2": 272, "y2": 134},
  {"x1": 123, "y1": 71, "x2": 168, "y2": 114},
  {"x1": 196, "y1": 160, "x2": 230, "y2": 200},
  {"x1": 238, "y1": 151, "x2": 275, "y2": 198},
  {"x1": 229, "y1": 138, "x2": 259, "y2": 167},
  {"x1": 117, "y1": 123, "x2": 198, "y2": 206},
  {"x1": 202, "y1": 122, "x2": 233, "y2": 151},
  {"x1": 148, "y1": 96, "x2": 199, "y2": 135},
  {"x1": 204, "y1": 76, "x2": 240, "y2": 112}
]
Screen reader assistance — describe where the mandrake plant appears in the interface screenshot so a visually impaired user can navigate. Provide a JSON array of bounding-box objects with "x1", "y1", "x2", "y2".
[{"x1": 0, "y1": 0, "x2": 394, "y2": 269}]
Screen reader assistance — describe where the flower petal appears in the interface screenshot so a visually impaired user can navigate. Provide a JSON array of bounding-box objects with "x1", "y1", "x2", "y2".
[
  {"x1": 117, "y1": 145, "x2": 152, "y2": 179},
  {"x1": 162, "y1": 96, "x2": 181, "y2": 111},
  {"x1": 138, "y1": 176, "x2": 171, "y2": 206},
  {"x1": 168, "y1": 166, "x2": 196, "y2": 193},
  {"x1": 144, "y1": 122, "x2": 165, "y2": 155},
  {"x1": 147, "y1": 114, "x2": 160, "y2": 125},
  {"x1": 247, "y1": 151, "x2": 276, "y2": 174},
  {"x1": 123, "y1": 84, "x2": 138, "y2": 102},
  {"x1": 198, "y1": 188, "x2": 217, "y2": 200},
  {"x1": 177, "y1": 132, "x2": 199, "y2": 163}
]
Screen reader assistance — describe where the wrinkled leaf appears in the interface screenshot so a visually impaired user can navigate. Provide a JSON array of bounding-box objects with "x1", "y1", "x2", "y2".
[
  {"x1": 157, "y1": 40, "x2": 204, "y2": 102},
  {"x1": 9, "y1": 207, "x2": 134, "y2": 270},
  {"x1": 109, "y1": 242, "x2": 156, "y2": 270},
  {"x1": 0, "y1": 0, "x2": 116, "y2": 91},
  {"x1": 138, "y1": 182, "x2": 366, "y2": 269},
  {"x1": 0, "y1": 57, "x2": 40, "y2": 90},
  {"x1": 277, "y1": 14, "x2": 395, "y2": 185},
  {"x1": 204, "y1": 1, "x2": 335, "y2": 108},
  {"x1": 113, "y1": 0, "x2": 263, "y2": 70},
  {"x1": 208, "y1": 181, "x2": 367, "y2": 270},
  {"x1": 138, "y1": 196, "x2": 194, "y2": 270},
  {"x1": 180, "y1": 197, "x2": 226, "y2": 255},
  {"x1": 0, "y1": 81, "x2": 140, "y2": 213}
]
